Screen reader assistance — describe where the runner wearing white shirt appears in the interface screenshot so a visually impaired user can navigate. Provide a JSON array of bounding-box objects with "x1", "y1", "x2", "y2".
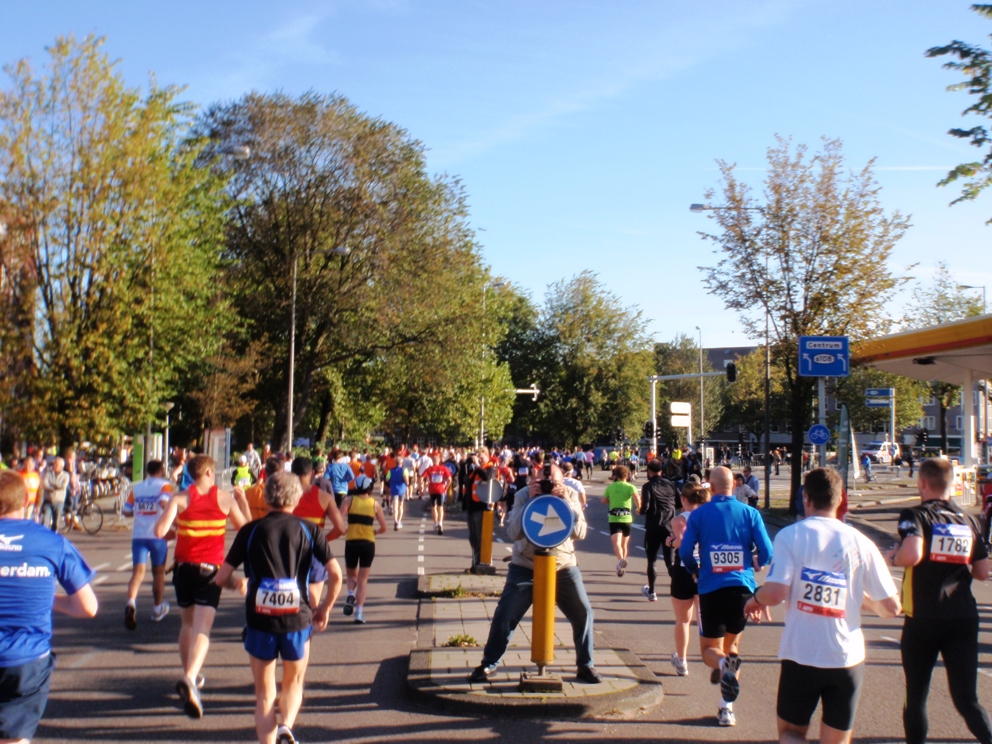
[
  {"x1": 562, "y1": 463, "x2": 587, "y2": 508},
  {"x1": 417, "y1": 454, "x2": 432, "y2": 498},
  {"x1": 744, "y1": 468, "x2": 900, "y2": 744},
  {"x1": 123, "y1": 460, "x2": 174, "y2": 629}
]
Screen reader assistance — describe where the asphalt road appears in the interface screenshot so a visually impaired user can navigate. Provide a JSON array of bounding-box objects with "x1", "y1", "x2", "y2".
[{"x1": 38, "y1": 471, "x2": 992, "y2": 743}]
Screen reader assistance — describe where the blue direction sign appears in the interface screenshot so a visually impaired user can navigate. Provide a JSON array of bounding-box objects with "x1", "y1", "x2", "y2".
[
  {"x1": 798, "y1": 336, "x2": 850, "y2": 377},
  {"x1": 808, "y1": 424, "x2": 831, "y2": 445},
  {"x1": 865, "y1": 388, "x2": 895, "y2": 398},
  {"x1": 521, "y1": 495, "x2": 576, "y2": 550},
  {"x1": 865, "y1": 398, "x2": 892, "y2": 408}
]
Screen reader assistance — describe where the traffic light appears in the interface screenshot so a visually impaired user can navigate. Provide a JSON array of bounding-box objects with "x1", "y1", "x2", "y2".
[
  {"x1": 726, "y1": 362, "x2": 737, "y2": 383},
  {"x1": 921, "y1": 430, "x2": 929, "y2": 447},
  {"x1": 643, "y1": 420, "x2": 655, "y2": 439}
]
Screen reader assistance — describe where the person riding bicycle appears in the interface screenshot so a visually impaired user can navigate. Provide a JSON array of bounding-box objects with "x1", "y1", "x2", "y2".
[{"x1": 861, "y1": 452, "x2": 873, "y2": 482}]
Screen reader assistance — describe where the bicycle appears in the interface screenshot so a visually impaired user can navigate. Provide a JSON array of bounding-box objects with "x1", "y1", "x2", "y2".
[{"x1": 59, "y1": 483, "x2": 104, "y2": 535}]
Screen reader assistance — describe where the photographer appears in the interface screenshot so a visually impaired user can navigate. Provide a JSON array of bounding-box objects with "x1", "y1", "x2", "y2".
[{"x1": 468, "y1": 462, "x2": 601, "y2": 685}]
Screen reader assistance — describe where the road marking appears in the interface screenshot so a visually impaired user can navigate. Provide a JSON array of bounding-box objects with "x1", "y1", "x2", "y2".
[
  {"x1": 632, "y1": 524, "x2": 644, "y2": 531},
  {"x1": 880, "y1": 636, "x2": 900, "y2": 644},
  {"x1": 505, "y1": 546, "x2": 513, "y2": 552},
  {"x1": 417, "y1": 555, "x2": 424, "y2": 562},
  {"x1": 93, "y1": 562, "x2": 111, "y2": 572},
  {"x1": 93, "y1": 575, "x2": 108, "y2": 586},
  {"x1": 418, "y1": 545, "x2": 424, "y2": 551},
  {"x1": 635, "y1": 545, "x2": 645, "y2": 551},
  {"x1": 123, "y1": 552, "x2": 132, "y2": 559},
  {"x1": 69, "y1": 648, "x2": 106, "y2": 669},
  {"x1": 417, "y1": 567, "x2": 424, "y2": 575},
  {"x1": 496, "y1": 538, "x2": 504, "y2": 543},
  {"x1": 116, "y1": 561, "x2": 132, "y2": 572},
  {"x1": 599, "y1": 531, "x2": 611, "y2": 536},
  {"x1": 981, "y1": 669, "x2": 992, "y2": 679}
]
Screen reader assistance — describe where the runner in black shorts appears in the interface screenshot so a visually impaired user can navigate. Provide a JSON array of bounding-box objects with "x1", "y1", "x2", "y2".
[
  {"x1": 665, "y1": 480, "x2": 709, "y2": 676},
  {"x1": 215, "y1": 470, "x2": 342, "y2": 744},
  {"x1": 340, "y1": 475, "x2": 387, "y2": 623}
]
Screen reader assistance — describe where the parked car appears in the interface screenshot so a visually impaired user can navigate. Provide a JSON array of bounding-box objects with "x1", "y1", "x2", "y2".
[{"x1": 862, "y1": 441, "x2": 901, "y2": 464}]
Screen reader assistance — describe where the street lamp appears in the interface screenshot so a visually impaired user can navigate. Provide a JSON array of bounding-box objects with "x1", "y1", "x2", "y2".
[
  {"x1": 479, "y1": 279, "x2": 507, "y2": 448},
  {"x1": 286, "y1": 244, "x2": 351, "y2": 452},
  {"x1": 163, "y1": 401, "x2": 175, "y2": 466},
  {"x1": 217, "y1": 144, "x2": 251, "y2": 160},
  {"x1": 690, "y1": 202, "x2": 770, "y2": 508},
  {"x1": 695, "y1": 326, "x2": 704, "y2": 462},
  {"x1": 957, "y1": 284, "x2": 987, "y2": 314}
]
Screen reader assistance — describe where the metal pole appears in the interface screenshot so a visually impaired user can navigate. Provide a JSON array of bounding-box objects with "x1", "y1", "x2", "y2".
[
  {"x1": 890, "y1": 389, "x2": 897, "y2": 458},
  {"x1": 650, "y1": 379, "x2": 657, "y2": 457},
  {"x1": 818, "y1": 377, "x2": 826, "y2": 467},
  {"x1": 764, "y1": 305, "x2": 771, "y2": 509},
  {"x1": 287, "y1": 254, "x2": 297, "y2": 453},
  {"x1": 697, "y1": 327, "x2": 704, "y2": 462},
  {"x1": 531, "y1": 551, "x2": 557, "y2": 671},
  {"x1": 164, "y1": 412, "x2": 170, "y2": 467}
]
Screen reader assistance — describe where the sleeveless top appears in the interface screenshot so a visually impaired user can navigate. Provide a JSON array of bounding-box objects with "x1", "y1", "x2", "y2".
[
  {"x1": 175, "y1": 485, "x2": 226, "y2": 565},
  {"x1": 345, "y1": 495, "x2": 377, "y2": 542},
  {"x1": 293, "y1": 485, "x2": 326, "y2": 529}
]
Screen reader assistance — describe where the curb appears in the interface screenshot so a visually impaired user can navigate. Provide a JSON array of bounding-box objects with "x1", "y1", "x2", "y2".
[{"x1": 405, "y1": 646, "x2": 663, "y2": 719}]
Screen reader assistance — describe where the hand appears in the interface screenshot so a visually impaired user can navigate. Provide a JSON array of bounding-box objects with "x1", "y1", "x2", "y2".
[
  {"x1": 233, "y1": 486, "x2": 245, "y2": 500},
  {"x1": 752, "y1": 555, "x2": 764, "y2": 572},
  {"x1": 313, "y1": 605, "x2": 329, "y2": 631},
  {"x1": 743, "y1": 597, "x2": 765, "y2": 622},
  {"x1": 236, "y1": 577, "x2": 249, "y2": 596}
]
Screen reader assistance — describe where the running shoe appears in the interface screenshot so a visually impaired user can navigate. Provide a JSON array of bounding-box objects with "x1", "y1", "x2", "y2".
[
  {"x1": 670, "y1": 653, "x2": 689, "y2": 677},
  {"x1": 354, "y1": 608, "x2": 366, "y2": 624},
  {"x1": 710, "y1": 666, "x2": 720, "y2": 684},
  {"x1": 621, "y1": 558, "x2": 628, "y2": 569},
  {"x1": 394, "y1": 522, "x2": 399, "y2": 531},
  {"x1": 196, "y1": 674, "x2": 205, "y2": 690},
  {"x1": 397, "y1": 521, "x2": 403, "y2": 529},
  {"x1": 720, "y1": 654, "x2": 741, "y2": 702},
  {"x1": 124, "y1": 604, "x2": 137, "y2": 631},
  {"x1": 151, "y1": 601, "x2": 171, "y2": 623},
  {"x1": 176, "y1": 676, "x2": 203, "y2": 719},
  {"x1": 717, "y1": 707, "x2": 736, "y2": 727},
  {"x1": 343, "y1": 594, "x2": 356, "y2": 616},
  {"x1": 641, "y1": 585, "x2": 657, "y2": 602},
  {"x1": 276, "y1": 724, "x2": 297, "y2": 744},
  {"x1": 437, "y1": 524, "x2": 444, "y2": 535},
  {"x1": 616, "y1": 560, "x2": 624, "y2": 577}
]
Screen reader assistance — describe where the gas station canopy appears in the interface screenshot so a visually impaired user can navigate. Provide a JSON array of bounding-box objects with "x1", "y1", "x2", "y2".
[
  {"x1": 853, "y1": 314, "x2": 992, "y2": 386},
  {"x1": 853, "y1": 314, "x2": 992, "y2": 466}
]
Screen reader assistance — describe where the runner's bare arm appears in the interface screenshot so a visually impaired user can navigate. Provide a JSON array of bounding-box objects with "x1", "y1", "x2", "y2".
[
  {"x1": 888, "y1": 536, "x2": 924, "y2": 567},
  {"x1": 313, "y1": 558, "x2": 344, "y2": 631},
  {"x1": 229, "y1": 488, "x2": 252, "y2": 526},
  {"x1": 54, "y1": 584, "x2": 98, "y2": 618},
  {"x1": 374, "y1": 502, "x2": 388, "y2": 534},
  {"x1": 862, "y1": 592, "x2": 901, "y2": 617},
  {"x1": 972, "y1": 557, "x2": 989, "y2": 581},
  {"x1": 153, "y1": 493, "x2": 187, "y2": 538},
  {"x1": 213, "y1": 563, "x2": 249, "y2": 594},
  {"x1": 322, "y1": 493, "x2": 346, "y2": 537}
]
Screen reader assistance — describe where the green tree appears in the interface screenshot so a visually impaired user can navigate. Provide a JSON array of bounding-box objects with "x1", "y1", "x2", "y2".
[
  {"x1": 927, "y1": 5, "x2": 992, "y2": 220},
  {"x1": 653, "y1": 334, "x2": 724, "y2": 446},
  {"x1": 831, "y1": 366, "x2": 925, "y2": 436},
  {"x1": 699, "y1": 136, "x2": 910, "y2": 509},
  {"x1": 198, "y1": 92, "x2": 506, "y2": 449},
  {"x1": 0, "y1": 35, "x2": 230, "y2": 447},
  {"x1": 521, "y1": 272, "x2": 654, "y2": 448},
  {"x1": 901, "y1": 262, "x2": 983, "y2": 449}
]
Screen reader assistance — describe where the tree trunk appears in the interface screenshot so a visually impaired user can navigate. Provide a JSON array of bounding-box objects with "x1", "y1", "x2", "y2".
[
  {"x1": 316, "y1": 392, "x2": 333, "y2": 447},
  {"x1": 787, "y1": 376, "x2": 814, "y2": 515}
]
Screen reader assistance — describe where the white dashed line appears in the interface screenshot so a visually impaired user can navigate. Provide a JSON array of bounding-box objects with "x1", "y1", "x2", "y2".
[
  {"x1": 980, "y1": 669, "x2": 992, "y2": 679},
  {"x1": 599, "y1": 531, "x2": 611, "y2": 537},
  {"x1": 93, "y1": 563, "x2": 111, "y2": 572},
  {"x1": 93, "y1": 576, "x2": 108, "y2": 585},
  {"x1": 417, "y1": 567, "x2": 425, "y2": 575},
  {"x1": 880, "y1": 636, "x2": 900, "y2": 644},
  {"x1": 632, "y1": 524, "x2": 645, "y2": 531},
  {"x1": 116, "y1": 562, "x2": 132, "y2": 572},
  {"x1": 122, "y1": 552, "x2": 132, "y2": 559},
  {"x1": 417, "y1": 555, "x2": 424, "y2": 562},
  {"x1": 496, "y1": 538, "x2": 504, "y2": 543},
  {"x1": 635, "y1": 545, "x2": 646, "y2": 551},
  {"x1": 418, "y1": 545, "x2": 424, "y2": 551},
  {"x1": 505, "y1": 547, "x2": 513, "y2": 552}
]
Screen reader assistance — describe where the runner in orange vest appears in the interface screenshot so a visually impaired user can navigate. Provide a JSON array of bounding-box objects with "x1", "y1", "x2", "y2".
[
  {"x1": 20, "y1": 457, "x2": 41, "y2": 522},
  {"x1": 155, "y1": 454, "x2": 252, "y2": 719},
  {"x1": 291, "y1": 457, "x2": 345, "y2": 605}
]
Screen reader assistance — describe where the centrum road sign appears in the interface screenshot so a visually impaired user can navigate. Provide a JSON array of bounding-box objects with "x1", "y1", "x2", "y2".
[
  {"x1": 865, "y1": 387, "x2": 895, "y2": 398},
  {"x1": 521, "y1": 494, "x2": 576, "y2": 550},
  {"x1": 799, "y1": 336, "x2": 850, "y2": 377}
]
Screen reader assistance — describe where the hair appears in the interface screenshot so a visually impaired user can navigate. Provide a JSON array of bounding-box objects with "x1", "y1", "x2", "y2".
[
  {"x1": 264, "y1": 457, "x2": 281, "y2": 477},
  {"x1": 734, "y1": 473, "x2": 744, "y2": 483},
  {"x1": 562, "y1": 462, "x2": 574, "y2": 474},
  {"x1": 647, "y1": 459, "x2": 663, "y2": 474},
  {"x1": 919, "y1": 458, "x2": 953, "y2": 495},
  {"x1": 803, "y1": 467, "x2": 843, "y2": 511},
  {"x1": 0, "y1": 471, "x2": 27, "y2": 516},
  {"x1": 146, "y1": 460, "x2": 164, "y2": 477},
  {"x1": 264, "y1": 470, "x2": 303, "y2": 508},
  {"x1": 612, "y1": 465, "x2": 629, "y2": 482},
  {"x1": 187, "y1": 454, "x2": 216, "y2": 480},
  {"x1": 664, "y1": 459, "x2": 681, "y2": 480},
  {"x1": 681, "y1": 481, "x2": 711, "y2": 506},
  {"x1": 291, "y1": 456, "x2": 313, "y2": 477}
]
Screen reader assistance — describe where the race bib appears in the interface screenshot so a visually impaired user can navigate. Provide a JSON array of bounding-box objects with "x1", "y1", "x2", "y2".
[
  {"x1": 930, "y1": 523, "x2": 973, "y2": 564},
  {"x1": 797, "y1": 568, "x2": 847, "y2": 618},
  {"x1": 431, "y1": 474, "x2": 444, "y2": 483},
  {"x1": 255, "y1": 578, "x2": 300, "y2": 616},
  {"x1": 709, "y1": 544, "x2": 744, "y2": 573},
  {"x1": 518, "y1": 467, "x2": 529, "y2": 476}
]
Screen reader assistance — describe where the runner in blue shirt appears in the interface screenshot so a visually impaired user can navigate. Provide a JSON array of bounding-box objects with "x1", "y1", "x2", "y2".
[
  {"x1": 0, "y1": 471, "x2": 98, "y2": 741},
  {"x1": 679, "y1": 465, "x2": 773, "y2": 727},
  {"x1": 323, "y1": 449, "x2": 354, "y2": 508}
]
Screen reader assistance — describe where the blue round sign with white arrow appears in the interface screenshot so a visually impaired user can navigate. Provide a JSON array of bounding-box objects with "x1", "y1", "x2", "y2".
[
  {"x1": 521, "y1": 495, "x2": 576, "y2": 550},
  {"x1": 808, "y1": 424, "x2": 831, "y2": 445}
]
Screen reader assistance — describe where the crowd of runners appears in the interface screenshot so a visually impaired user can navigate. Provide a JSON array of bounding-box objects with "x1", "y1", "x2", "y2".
[{"x1": 0, "y1": 441, "x2": 989, "y2": 744}]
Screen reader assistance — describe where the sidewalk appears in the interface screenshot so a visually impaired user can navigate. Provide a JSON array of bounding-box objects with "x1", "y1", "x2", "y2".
[{"x1": 407, "y1": 573, "x2": 663, "y2": 718}]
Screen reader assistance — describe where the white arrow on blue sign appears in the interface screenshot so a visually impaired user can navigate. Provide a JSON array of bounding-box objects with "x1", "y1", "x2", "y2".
[
  {"x1": 799, "y1": 336, "x2": 850, "y2": 378},
  {"x1": 521, "y1": 494, "x2": 576, "y2": 550},
  {"x1": 865, "y1": 388, "x2": 895, "y2": 397}
]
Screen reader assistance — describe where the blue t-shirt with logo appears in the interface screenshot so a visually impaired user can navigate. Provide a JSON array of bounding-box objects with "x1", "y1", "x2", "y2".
[
  {"x1": 389, "y1": 467, "x2": 408, "y2": 497},
  {"x1": 326, "y1": 461, "x2": 354, "y2": 496},
  {"x1": 0, "y1": 519, "x2": 95, "y2": 666}
]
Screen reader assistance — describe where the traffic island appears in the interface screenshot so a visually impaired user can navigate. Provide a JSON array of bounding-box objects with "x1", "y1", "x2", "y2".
[{"x1": 406, "y1": 591, "x2": 663, "y2": 718}]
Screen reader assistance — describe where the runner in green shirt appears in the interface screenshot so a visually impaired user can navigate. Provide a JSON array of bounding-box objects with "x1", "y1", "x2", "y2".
[{"x1": 602, "y1": 465, "x2": 641, "y2": 577}]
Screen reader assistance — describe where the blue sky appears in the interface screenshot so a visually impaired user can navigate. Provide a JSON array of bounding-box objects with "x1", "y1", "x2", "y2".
[{"x1": 4, "y1": 1, "x2": 992, "y2": 348}]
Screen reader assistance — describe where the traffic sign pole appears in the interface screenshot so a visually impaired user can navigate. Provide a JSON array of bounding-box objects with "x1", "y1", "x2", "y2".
[
  {"x1": 530, "y1": 550, "x2": 556, "y2": 674},
  {"x1": 479, "y1": 509, "x2": 494, "y2": 568},
  {"x1": 819, "y1": 378, "x2": 827, "y2": 467}
]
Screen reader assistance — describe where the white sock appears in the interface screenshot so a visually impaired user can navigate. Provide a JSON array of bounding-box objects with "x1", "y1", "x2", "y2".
[
  {"x1": 348, "y1": 590, "x2": 355, "y2": 597},
  {"x1": 718, "y1": 657, "x2": 726, "y2": 673},
  {"x1": 126, "y1": 599, "x2": 136, "y2": 608},
  {"x1": 153, "y1": 603, "x2": 163, "y2": 613},
  {"x1": 721, "y1": 699, "x2": 734, "y2": 711}
]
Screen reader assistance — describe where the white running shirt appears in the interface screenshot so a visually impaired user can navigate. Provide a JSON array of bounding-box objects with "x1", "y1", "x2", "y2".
[
  {"x1": 127, "y1": 477, "x2": 173, "y2": 540},
  {"x1": 766, "y1": 516, "x2": 896, "y2": 668}
]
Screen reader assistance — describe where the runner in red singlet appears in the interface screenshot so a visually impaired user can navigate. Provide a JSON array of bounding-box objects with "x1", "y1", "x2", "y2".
[
  {"x1": 155, "y1": 454, "x2": 252, "y2": 719},
  {"x1": 291, "y1": 457, "x2": 345, "y2": 605}
]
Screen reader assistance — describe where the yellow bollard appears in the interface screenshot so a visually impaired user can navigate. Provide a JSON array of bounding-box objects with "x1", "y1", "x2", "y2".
[
  {"x1": 479, "y1": 508, "x2": 494, "y2": 565},
  {"x1": 531, "y1": 550, "x2": 556, "y2": 673}
]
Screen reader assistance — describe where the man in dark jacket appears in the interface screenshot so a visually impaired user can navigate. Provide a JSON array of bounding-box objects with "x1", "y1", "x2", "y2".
[{"x1": 638, "y1": 459, "x2": 681, "y2": 601}]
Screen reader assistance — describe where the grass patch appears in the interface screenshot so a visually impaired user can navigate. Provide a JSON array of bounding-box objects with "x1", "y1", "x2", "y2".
[
  {"x1": 437, "y1": 584, "x2": 468, "y2": 599},
  {"x1": 445, "y1": 633, "x2": 478, "y2": 647}
]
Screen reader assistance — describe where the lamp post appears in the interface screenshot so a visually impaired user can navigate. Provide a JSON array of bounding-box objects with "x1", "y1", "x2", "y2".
[
  {"x1": 286, "y1": 245, "x2": 351, "y2": 453},
  {"x1": 479, "y1": 279, "x2": 507, "y2": 448},
  {"x1": 690, "y1": 202, "x2": 770, "y2": 508},
  {"x1": 164, "y1": 401, "x2": 175, "y2": 465},
  {"x1": 695, "y1": 326, "x2": 704, "y2": 462},
  {"x1": 957, "y1": 284, "x2": 987, "y2": 314}
]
